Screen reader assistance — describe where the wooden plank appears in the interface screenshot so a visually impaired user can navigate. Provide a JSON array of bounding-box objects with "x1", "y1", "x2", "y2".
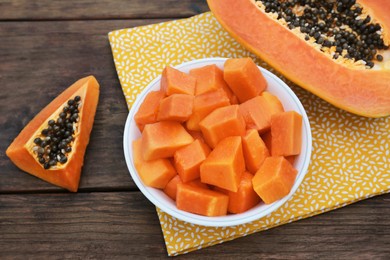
[
  {"x1": 0, "y1": 191, "x2": 389, "y2": 258},
  {"x1": 0, "y1": 0, "x2": 209, "y2": 20},
  {"x1": 0, "y1": 19, "x2": 170, "y2": 193}
]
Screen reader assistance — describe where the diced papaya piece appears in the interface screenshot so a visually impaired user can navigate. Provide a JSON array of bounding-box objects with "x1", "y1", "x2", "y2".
[
  {"x1": 261, "y1": 130, "x2": 272, "y2": 154},
  {"x1": 134, "y1": 91, "x2": 165, "y2": 132},
  {"x1": 200, "y1": 136, "x2": 245, "y2": 192},
  {"x1": 161, "y1": 66, "x2": 196, "y2": 96},
  {"x1": 261, "y1": 132, "x2": 296, "y2": 164},
  {"x1": 261, "y1": 91, "x2": 284, "y2": 113},
  {"x1": 174, "y1": 139, "x2": 211, "y2": 182},
  {"x1": 252, "y1": 156, "x2": 298, "y2": 204},
  {"x1": 163, "y1": 176, "x2": 208, "y2": 201},
  {"x1": 216, "y1": 172, "x2": 261, "y2": 214},
  {"x1": 141, "y1": 121, "x2": 194, "y2": 161},
  {"x1": 189, "y1": 64, "x2": 238, "y2": 104},
  {"x1": 176, "y1": 183, "x2": 229, "y2": 216},
  {"x1": 190, "y1": 64, "x2": 224, "y2": 95},
  {"x1": 157, "y1": 94, "x2": 194, "y2": 122},
  {"x1": 223, "y1": 58, "x2": 267, "y2": 103},
  {"x1": 188, "y1": 178, "x2": 209, "y2": 189},
  {"x1": 285, "y1": 155, "x2": 296, "y2": 165},
  {"x1": 163, "y1": 175, "x2": 183, "y2": 200},
  {"x1": 199, "y1": 105, "x2": 246, "y2": 148},
  {"x1": 242, "y1": 129, "x2": 270, "y2": 174},
  {"x1": 132, "y1": 139, "x2": 176, "y2": 189},
  {"x1": 239, "y1": 94, "x2": 283, "y2": 133},
  {"x1": 186, "y1": 88, "x2": 230, "y2": 131},
  {"x1": 186, "y1": 129, "x2": 205, "y2": 143},
  {"x1": 271, "y1": 111, "x2": 302, "y2": 156}
]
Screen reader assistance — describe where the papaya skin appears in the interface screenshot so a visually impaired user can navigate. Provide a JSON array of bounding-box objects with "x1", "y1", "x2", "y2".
[
  {"x1": 6, "y1": 76, "x2": 100, "y2": 192},
  {"x1": 207, "y1": 0, "x2": 390, "y2": 117}
]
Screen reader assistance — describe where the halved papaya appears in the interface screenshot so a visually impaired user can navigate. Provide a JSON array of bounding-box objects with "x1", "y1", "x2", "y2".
[
  {"x1": 6, "y1": 76, "x2": 100, "y2": 192},
  {"x1": 207, "y1": 0, "x2": 390, "y2": 117}
]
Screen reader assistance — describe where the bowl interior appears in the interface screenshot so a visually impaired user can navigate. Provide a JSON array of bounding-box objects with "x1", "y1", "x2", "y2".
[{"x1": 123, "y1": 57, "x2": 312, "y2": 227}]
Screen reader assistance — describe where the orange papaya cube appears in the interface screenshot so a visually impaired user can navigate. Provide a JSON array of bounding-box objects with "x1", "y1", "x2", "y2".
[
  {"x1": 216, "y1": 172, "x2": 261, "y2": 214},
  {"x1": 188, "y1": 178, "x2": 209, "y2": 189},
  {"x1": 176, "y1": 183, "x2": 229, "y2": 216},
  {"x1": 261, "y1": 130, "x2": 272, "y2": 154},
  {"x1": 190, "y1": 64, "x2": 224, "y2": 95},
  {"x1": 141, "y1": 121, "x2": 194, "y2": 161},
  {"x1": 132, "y1": 139, "x2": 176, "y2": 189},
  {"x1": 134, "y1": 90, "x2": 165, "y2": 132},
  {"x1": 242, "y1": 129, "x2": 270, "y2": 174},
  {"x1": 261, "y1": 91, "x2": 284, "y2": 113},
  {"x1": 271, "y1": 111, "x2": 302, "y2": 156},
  {"x1": 252, "y1": 156, "x2": 298, "y2": 204},
  {"x1": 173, "y1": 139, "x2": 211, "y2": 182},
  {"x1": 163, "y1": 175, "x2": 183, "y2": 200},
  {"x1": 160, "y1": 66, "x2": 196, "y2": 96},
  {"x1": 199, "y1": 105, "x2": 246, "y2": 148},
  {"x1": 223, "y1": 57, "x2": 267, "y2": 103},
  {"x1": 163, "y1": 176, "x2": 209, "y2": 201},
  {"x1": 157, "y1": 94, "x2": 194, "y2": 122},
  {"x1": 189, "y1": 64, "x2": 237, "y2": 104},
  {"x1": 200, "y1": 136, "x2": 245, "y2": 192},
  {"x1": 285, "y1": 155, "x2": 296, "y2": 165},
  {"x1": 186, "y1": 88, "x2": 230, "y2": 131},
  {"x1": 239, "y1": 95, "x2": 283, "y2": 133},
  {"x1": 186, "y1": 129, "x2": 205, "y2": 143}
]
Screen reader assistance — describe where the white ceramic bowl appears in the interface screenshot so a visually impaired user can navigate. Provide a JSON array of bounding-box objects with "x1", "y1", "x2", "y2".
[{"x1": 123, "y1": 58, "x2": 312, "y2": 227}]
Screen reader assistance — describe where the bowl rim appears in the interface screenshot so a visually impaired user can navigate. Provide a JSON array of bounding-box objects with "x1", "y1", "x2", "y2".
[{"x1": 123, "y1": 57, "x2": 312, "y2": 227}]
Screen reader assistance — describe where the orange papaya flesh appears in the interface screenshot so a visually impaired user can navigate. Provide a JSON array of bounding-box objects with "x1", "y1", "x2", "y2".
[
  {"x1": 190, "y1": 64, "x2": 224, "y2": 95},
  {"x1": 133, "y1": 139, "x2": 176, "y2": 189},
  {"x1": 186, "y1": 88, "x2": 230, "y2": 131},
  {"x1": 6, "y1": 76, "x2": 100, "y2": 192},
  {"x1": 242, "y1": 129, "x2": 269, "y2": 174},
  {"x1": 141, "y1": 121, "x2": 194, "y2": 161},
  {"x1": 190, "y1": 64, "x2": 238, "y2": 104},
  {"x1": 173, "y1": 139, "x2": 211, "y2": 183},
  {"x1": 271, "y1": 111, "x2": 302, "y2": 157},
  {"x1": 239, "y1": 95, "x2": 283, "y2": 133},
  {"x1": 157, "y1": 94, "x2": 194, "y2": 122},
  {"x1": 188, "y1": 178, "x2": 210, "y2": 190},
  {"x1": 215, "y1": 172, "x2": 261, "y2": 214},
  {"x1": 261, "y1": 130, "x2": 272, "y2": 154},
  {"x1": 200, "y1": 136, "x2": 245, "y2": 192},
  {"x1": 161, "y1": 66, "x2": 196, "y2": 96},
  {"x1": 252, "y1": 156, "x2": 298, "y2": 204},
  {"x1": 207, "y1": 0, "x2": 390, "y2": 117},
  {"x1": 134, "y1": 90, "x2": 165, "y2": 132},
  {"x1": 261, "y1": 130, "x2": 296, "y2": 165},
  {"x1": 199, "y1": 104, "x2": 246, "y2": 148},
  {"x1": 176, "y1": 183, "x2": 229, "y2": 216},
  {"x1": 163, "y1": 175, "x2": 183, "y2": 201},
  {"x1": 163, "y1": 176, "x2": 209, "y2": 201},
  {"x1": 261, "y1": 91, "x2": 284, "y2": 114},
  {"x1": 186, "y1": 129, "x2": 205, "y2": 143},
  {"x1": 285, "y1": 155, "x2": 296, "y2": 165},
  {"x1": 223, "y1": 57, "x2": 267, "y2": 103}
]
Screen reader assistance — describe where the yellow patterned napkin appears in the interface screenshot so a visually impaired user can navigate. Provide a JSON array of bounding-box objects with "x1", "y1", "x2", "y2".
[{"x1": 108, "y1": 12, "x2": 390, "y2": 256}]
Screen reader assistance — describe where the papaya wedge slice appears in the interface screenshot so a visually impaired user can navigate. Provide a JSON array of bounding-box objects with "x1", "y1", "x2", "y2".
[
  {"x1": 6, "y1": 76, "x2": 100, "y2": 192},
  {"x1": 207, "y1": 0, "x2": 390, "y2": 117}
]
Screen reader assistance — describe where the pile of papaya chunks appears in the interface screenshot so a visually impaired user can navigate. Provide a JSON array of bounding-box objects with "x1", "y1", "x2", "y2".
[{"x1": 133, "y1": 58, "x2": 302, "y2": 217}]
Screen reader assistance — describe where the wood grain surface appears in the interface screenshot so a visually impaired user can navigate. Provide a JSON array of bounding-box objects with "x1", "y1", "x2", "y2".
[
  {"x1": 0, "y1": 0, "x2": 209, "y2": 20},
  {"x1": 1, "y1": 0, "x2": 389, "y2": 258}
]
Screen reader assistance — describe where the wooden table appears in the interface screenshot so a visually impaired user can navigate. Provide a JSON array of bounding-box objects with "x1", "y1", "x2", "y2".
[{"x1": 1, "y1": 1, "x2": 389, "y2": 258}]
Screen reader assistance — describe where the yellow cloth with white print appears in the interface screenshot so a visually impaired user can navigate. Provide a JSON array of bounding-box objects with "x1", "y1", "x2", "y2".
[{"x1": 108, "y1": 12, "x2": 390, "y2": 256}]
